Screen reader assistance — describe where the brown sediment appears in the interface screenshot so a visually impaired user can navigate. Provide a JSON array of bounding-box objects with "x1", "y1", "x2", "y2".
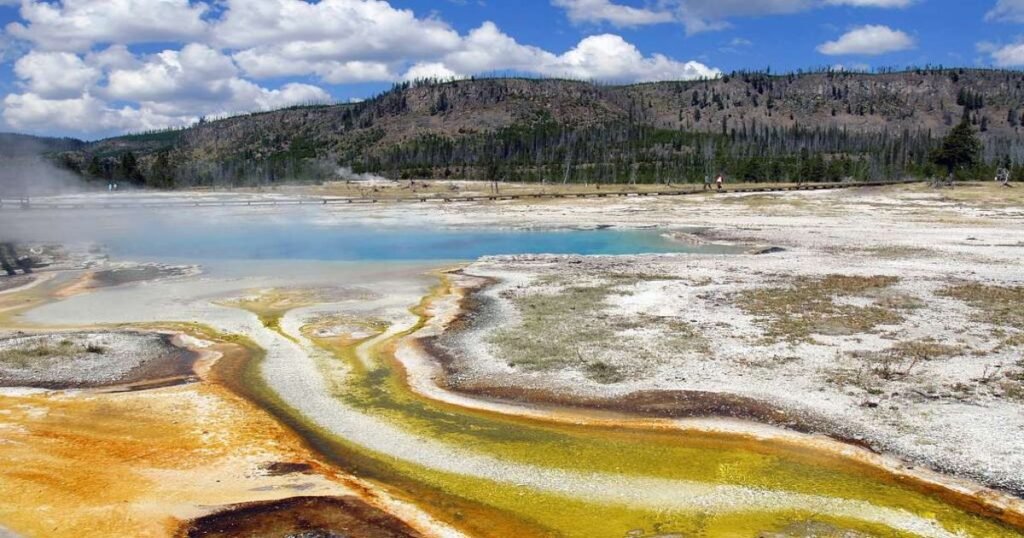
[
  {"x1": 426, "y1": 335, "x2": 791, "y2": 421},
  {"x1": 419, "y1": 269, "x2": 1024, "y2": 531},
  {"x1": 55, "y1": 266, "x2": 197, "y2": 299},
  {"x1": 423, "y1": 331, "x2": 890, "y2": 456},
  {"x1": 53, "y1": 271, "x2": 97, "y2": 298},
  {"x1": 111, "y1": 334, "x2": 199, "y2": 388},
  {"x1": 175, "y1": 496, "x2": 423, "y2": 538},
  {"x1": 261, "y1": 461, "x2": 316, "y2": 476},
  {"x1": 90, "y1": 265, "x2": 195, "y2": 288},
  {"x1": 419, "y1": 332, "x2": 883, "y2": 457},
  {"x1": 102, "y1": 373, "x2": 199, "y2": 393}
]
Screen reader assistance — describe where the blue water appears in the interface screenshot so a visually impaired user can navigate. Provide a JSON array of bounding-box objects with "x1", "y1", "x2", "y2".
[{"x1": 105, "y1": 222, "x2": 731, "y2": 261}]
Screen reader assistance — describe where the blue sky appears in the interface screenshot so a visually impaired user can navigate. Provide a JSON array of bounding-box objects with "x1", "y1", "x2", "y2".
[
  {"x1": 396, "y1": 1, "x2": 994, "y2": 72},
  {"x1": 0, "y1": 0, "x2": 1022, "y2": 139}
]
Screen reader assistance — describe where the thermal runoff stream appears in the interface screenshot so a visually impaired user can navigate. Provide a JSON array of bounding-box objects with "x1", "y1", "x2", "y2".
[{"x1": 5, "y1": 206, "x2": 1024, "y2": 538}]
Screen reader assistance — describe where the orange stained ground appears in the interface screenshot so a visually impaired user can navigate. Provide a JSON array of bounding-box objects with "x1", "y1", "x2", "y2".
[{"x1": 0, "y1": 344, "x2": 357, "y2": 538}]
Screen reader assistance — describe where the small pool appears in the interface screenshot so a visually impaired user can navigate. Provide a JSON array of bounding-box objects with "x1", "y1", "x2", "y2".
[
  {"x1": 0, "y1": 204, "x2": 737, "y2": 261},
  {"x1": 107, "y1": 225, "x2": 734, "y2": 261}
]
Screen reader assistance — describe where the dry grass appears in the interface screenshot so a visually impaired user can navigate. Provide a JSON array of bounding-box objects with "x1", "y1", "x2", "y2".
[
  {"x1": 872, "y1": 292, "x2": 925, "y2": 311},
  {"x1": 828, "y1": 339, "x2": 972, "y2": 394},
  {"x1": 738, "y1": 275, "x2": 906, "y2": 342},
  {"x1": 252, "y1": 180, "x2": 829, "y2": 201},
  {"x1": 490, "y1": 284, "x2": 628, "y2": 383},
  {"x1": 1002, "y1": 367, "x2": 1024, "y2": 402},
  {"x1": 295, "y1": 180, "x2": 691, "y2": 200},
  {"x1": 489, "y1": 276, "x2": 705, "y2": 384},
  {"x1": 0, "y1": 339, "x2": 104, "y2": 368},
  {"x1": 714, "y1": 194, "x2": 813, "y2": 210},
  {"x1": 900, "y1": 181, "x2": 1024, "y2": 207},
  {"x1": 889, "y1": 339, "x2": 964, "y2": 362},
  {"x1": 868, "y1": 340, "x2": 963, "y2": 382},
  {"x1": 940, "y1": 283, "x2": 1024, "y2": 331},
  {"x1": 861, "y1": 245, "x2": 938, "y2": 259},
  {"x1": 997, "y1": 332, "x2": 1024, "y2": 351}
]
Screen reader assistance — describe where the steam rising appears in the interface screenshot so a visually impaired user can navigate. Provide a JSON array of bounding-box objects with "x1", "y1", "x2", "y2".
[
  {"x1": 0, "y1": 135, "x2": 89, "y2": 198},
  {"x1": 336, "y1": 166, "x2": 391, "y2": 184}
]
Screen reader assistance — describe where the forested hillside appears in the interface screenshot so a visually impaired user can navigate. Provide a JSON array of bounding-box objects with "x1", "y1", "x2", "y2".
[
  {"x1": 0, "y1": 133, "x2": 84, "y2": 158},
  {"x1": 43, "y1": 68, "x2": 1024, "y2": 187}
]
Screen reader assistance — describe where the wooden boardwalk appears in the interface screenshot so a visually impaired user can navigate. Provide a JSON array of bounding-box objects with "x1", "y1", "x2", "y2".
[{"x1": 0, "y1": 180, "x2": 919, "y2": 211}]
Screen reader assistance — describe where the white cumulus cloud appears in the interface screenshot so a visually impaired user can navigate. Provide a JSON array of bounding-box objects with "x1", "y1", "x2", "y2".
[
  {"x1": 986, "y1": 0, "x2": 1024, "y2": 22},
  {"x1": 986, "y1": 41, "x2": 1024, "y2": 66},
  {"x1": 551, "y1": 0, "x2": 675, "y2": 27},
  {"x1": 550, "y1": 0, "x2": 915, "y2": 34},
  {"x1": 403, "y1": 62, "x2": 462, "y2": 81},
  {"x1": 817, "y1": 25, "x2": 914, "y2": 55},
  {"x1": 2, "y1": 92, "x2": 187, "y2": 135},
  {"x1": 413, "y1": 22, "x2": 719, "y2": 83},
  {"x1": 2, "y1": 43, "x2": 330, "y2": 136},
  {"x1": 103, "y1": 44, "x2": 330, "y2": 116},
  {"x1": 5, "y1": 0, "x2": 210, "y2": 52},
  {"x1": 546, "y1": 34, "x2": 719, "y2": 81},
  {"x1": 13, "y1": 50, "x2": 101, "y2": 99},
  {"x1": 216, "y1": 0, "x2": 461, "y2": 74}
]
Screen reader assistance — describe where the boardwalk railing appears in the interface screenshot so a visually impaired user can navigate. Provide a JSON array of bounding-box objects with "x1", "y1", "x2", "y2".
[{"x1": 0, "y1": 179, "x2": 921, "y2": 211}]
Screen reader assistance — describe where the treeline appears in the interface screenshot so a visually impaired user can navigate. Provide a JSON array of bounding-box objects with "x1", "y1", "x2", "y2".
[
  {"x1": 57, "y1": 118, "x2": 1019, "y2": 188},
  {"x1": 58, "y1": 141, "x2": 338, "y2": 188},
  {"x1": 356, "y1": 120, "x2": 987, "y2": 184}
]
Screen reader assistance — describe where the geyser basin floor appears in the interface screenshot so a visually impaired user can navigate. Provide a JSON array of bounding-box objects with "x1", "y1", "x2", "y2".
[
  {"x1": 2, "y1": 183, "x2": 1023, "y2": 537},
  {"x1": 16, "y1": 254, "x2": 1024, "y2": 537}
]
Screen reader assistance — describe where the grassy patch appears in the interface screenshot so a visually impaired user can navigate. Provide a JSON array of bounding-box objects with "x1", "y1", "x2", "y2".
[
  {"x1": 864, "y1": 345, "x2": 944, "y2": 382},
  {"x1": 581, "y1": 360, "x2": 625, "y2": 384},
  {"x1": 872, "y1": 292, "x2": 925, "y2": 311},
  {"x1": 940, "y1": 283, "x2": 1024, "y2": 331},
  {"x1": 490, "y1": 284, "x2": 624, "y2": 381},
  {"x1": 1002, "y1": 382, "x2": 1024, "y2": 402},
  {"x1": 489, "y1": 277, "x2": 704, "y2": 383},
  {"x1": 715, "y1": 194, "x2": 812, "y2": 210},
  {"x1": 738, "y1": 275, "x2": 906, "y2": 342},
  {"x1": 861, "y1": 245, "x2": 937, "y2": 259},
  {"x1": 889, "y1": 339, "x2": 964, "y2": 362},
  {"x1": 997, "y1": 332, "x2": 1024, "y2": 351},
  {"x1": 827, "y1": 339, "x2": 966, "y2": 391},
  {"x1": 604, "y1": 272, "x2": 687, "y2": 285},
  {"x1": 999, "y1": 360, "x2": 1024, "y2": 402},
  {"x1": 925, "y1": 182, "x2": 1024, "y2": 207},
  {"x1": 0, "y1": 339, "x2": 102, "y2": 368}
]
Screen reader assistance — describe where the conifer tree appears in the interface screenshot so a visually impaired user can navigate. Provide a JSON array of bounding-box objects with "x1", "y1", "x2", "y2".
[{"x1": 931, "y1": 117, "x2": 981, "y2": 177}]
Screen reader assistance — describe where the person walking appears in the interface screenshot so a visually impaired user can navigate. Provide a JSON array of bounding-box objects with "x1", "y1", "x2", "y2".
[
  {"x1": 716, "y1": 174, "x2": 724, "y2": 191},
  {"x1": 704, "y1": 174, "x2": 712, "y2": 191}
]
